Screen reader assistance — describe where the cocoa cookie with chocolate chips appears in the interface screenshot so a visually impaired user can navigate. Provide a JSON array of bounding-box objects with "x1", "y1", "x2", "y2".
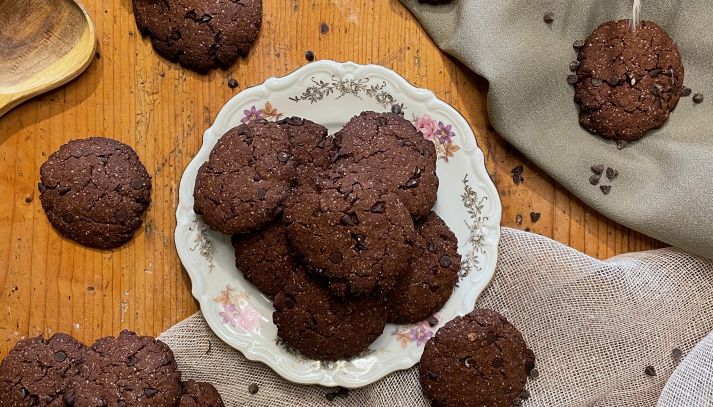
[
  {"x1": 132, "y1": 0, "x2": 262, "y2": 73},
  {"x1": 276, "y1": 116, "x2": 335, "y2": 191},
  {"x1": 388, "y1": 212, "x2": 461, "y2": 324},
  {"x1": 232, "y1": 221, "x2": 296, "y2": 298},
  {"x1": 39, "y1": 137, "x2": 152, "y2": 249},
  {"x1": 194, "y1": 120, "x2": 295, "y2": 235},
  {"x1": 327, "y1": 111, "x2": 438, "y2": 219},
  {"x1": 573, "y1": 20, "x2": 684, "y2": 141},
  {"x1": 179, "y1": 379, "x2": 225, "y2": 407},
  {"x1": 419, "y1": 309, "x2": 535, "y2": 407},
  {"x1": 273, "y1": 268, "x2": 388, "y2": 360},
  {"x1": 284, "y1": 186, "x2": 416, "y2": 297},
  {"x1": 0, "y1": 333, "x2": 88, "y2": 406}
]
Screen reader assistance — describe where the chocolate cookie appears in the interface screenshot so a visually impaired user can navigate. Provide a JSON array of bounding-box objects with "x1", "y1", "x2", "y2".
[
  {"x1": 232, "y1": 221, "x2": 296, "y2": 298},
  {"x1": 133, "y1": 0, "x2": 262, "y2": 73},
  {"x1": 573, "y1": 20, "x2": 684, "y2": 141},
  {"x1": 327, "y1": 111, "x2": 438, "y2": 219},
  {"x1": 276, "y1": 116, "x2": 335, "y2": 191},
  {"x1": 419, "y1": 309, "x2": 535, "y2": 407},
  {"x1": 68, "y1": 330, "x2": 182, "y2": 406},
  {"x1": 388, "y1": 212, "x2": 461, "y2": 324},
  {"x1": 273, "y1": 267, "x2": 388, "y2": 360},
  {"x1": 194, "y1": 120, "x2": 295, "y2": 235},
  {"x1": 39, "y1": 137, "x2": 152, "y2": 249},
  {"x1": 284, "y1": 186, "x2": 416, "y2": 297},
  {"x1": 179, "y1": 380, "x2": 225, "y2": 407},
  {"x1": 0, "y1": 333, "x2": 87, "y2": 406}
]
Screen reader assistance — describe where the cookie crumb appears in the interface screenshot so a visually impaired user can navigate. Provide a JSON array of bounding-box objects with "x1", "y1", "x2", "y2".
[
  {"x1": 248, "y1": 383, "x2": 259, "y2": 394},
  {"x1": 515, "y1": 214, "x2": 523, "y2": 225},
  {"x1": 305, "y1": 50, "x2": 315, "y2": 62}
]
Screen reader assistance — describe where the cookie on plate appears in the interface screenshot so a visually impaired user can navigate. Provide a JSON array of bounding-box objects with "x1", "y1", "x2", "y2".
[
  {"x1": 232, "y1": 221, "x2": 296, "y2": 298},
  {"x1": 284, "y1": 186, "x2": 416, "y2": 297},
  {"x1": 179, "y1": 379, "x2": 225, "y2": 407},
  {"x1": 276, "y1": 116, "x2": 335, "y2": 191},
  {"x1": 273, "y1": 268, "x2": 388, "y2": 360},
  {"x1": 0, "y1": 333, "x2": 87, "y2": 406},
  {"x1": 327, "y1": 111, "x2": 438, "y2": 219},
  {"x1": 194, "y1": 120, "x2": 295, "y2": 235},
  {"x1": 39, "y1": 137, "x2": 152, "y2": 249},
  {"x1": 133, "y1": 0, "x2": 262, "y2": 73},
  {"x1": 419, "y1": 309, "x2": 535, "y2": 407},
  {"x1": 388, "y1": 212, "x2": 461, "y2": 324},
  {"x1": 573, "y1": 20, "x2": 684, "y2": 141}
]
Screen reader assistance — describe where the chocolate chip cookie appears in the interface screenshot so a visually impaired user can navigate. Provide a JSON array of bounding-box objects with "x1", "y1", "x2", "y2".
[
  {"x1": 284, "y1": 186, "x2": 416, "y2": 297},
  {"x1": 327, "y1": 111, "x2": 438, "y2": 219},
  {"x1": 194, "y1": 120, "x2": 295, "y2": 235},
  {"x1": 273, "y1": 267, "x2": 388, "y2": 360},
  {"x1": 232, "y1": 221, "x2": 296, "y2": 298},
  {"x1": 276, "y1": 116, "x2": 335, "y2": 191},
  {"x1": 419, "y1": 309, "x2": 535, "y2": 407},
  {"x1": 39, "y1": 137, "x2": 152, "y2": 249},
  {"x1": 388, "y1": 212, "x2": 461, "y2": 324},
  {"x1": 573, "y1": 20, "x2": 684, "y2": 141},
  {"x1": 179, "y1": 380, "x2": 225, "y2": 407},
  {"x1": 133, "y1": 0, "x2": 262, "y2": 73}
]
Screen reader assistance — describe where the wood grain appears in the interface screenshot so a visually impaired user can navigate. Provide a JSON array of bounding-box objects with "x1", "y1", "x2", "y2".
[{"x1": 0, "y1": 0, "x2": 663, "y2": 357}]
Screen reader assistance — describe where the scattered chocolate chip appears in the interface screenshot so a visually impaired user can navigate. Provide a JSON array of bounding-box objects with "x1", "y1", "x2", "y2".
[
  {"x1": 439, "y1": 255, "x2": 452, "y2": 268},
  {"x1": 529, "y1": 368, "x2": 539, "y2": 379},
  {"x1": 649, "y1": 68, "x2": 662, "y2": 78},
  {"x1": 304, "y1": 50, "x2": 315, "y2": 62},
  {"x1": 600, "y1": 185, "x2": 611, "y2": 195},
  {"x1": 589, "y1": 174, "x2": 601, "y2": 185},
  {"x1": 569, "y1": 61, "x2": 580, "y2": 72},
  {"x1": 567, "y1": 74, "x2": 579, "y2": 85},
  {"x1": 427, "y1": 316, "x2": 439, "y2": 327},
  {"x1": 28, "y1": 395, "x2": 39, "y2": 406},
  {"x1": 131, "y1": 179, "x2": 144, "y2": 190},
  {"x1": 693, "y1": 93, "x2": 704, "y2": 103},
  {"x1": 491, "y1": 357, "x2": 504, "y2": 369},
  {"x1": 370, "y1": 202, "x2": 385, "y2": 213},
  {"x1": 543, "y1": 12, "x2": 554, "y2": 24},
  {"x1": 524, "y1": 227, "x2": 531, "y2": 232},
  {"x1": 277, "y1": 151, "x2": 290, "y2": 162},
  {"x1": 200, "y1": 14, "x2": 212, "y2": 22},
  {"x1": 591, "y1": 164, "x2": 605, "y2": 174},
  {"x1": 680, "y1": 87, "x2": 692, "y2": 97},
  {"x1": 340, "y1": 213, "x2": 356, "y2": 226},
  {"x1": 511, "y1": 165, "x2": 524, "y2": 175},
  {"x1": 391, "y1": 104, "x2": 402, "y2": 115},
  {"x1": 616, "y1": 140, "x2": 629, "y2": 150},
  {"x1": 606, "y1": 167, "x2": 618, "y2": 180},
  {"x1": 672, "y1": 348, "x2": 683, "y2": 360},
  {"x1": 227, "y1": 78, "x2": 239, "y2": 89},
  {"x1": 248, "y1": 383, "x2": 259, "y2": 394},
  {"x1": 126, "y1": 355, "x2": 138, "y2": 366},
  {"x1": 591, "y1": 78, "x2": 603, "y2": 87},
  {"x1": 413, "y1": 167, "x2": 423, "y2": 178},
  {"x1": 143, "y1": 388, "x2": 158, "y2": 398},
  {"x1": 520, "y1": 389, "x2": 531, "y2": 400},
  {"x1": 573, "y1": 39, "x2": 585, "y2": 49},
  {"x1": 329, "y1": 251, "x2": 343, "y2": 264},
  {"x1": 256, "y1": 189, "x2": 267, "y2": 200},
  {"x1": 57, "y1": 186, "x2": 71, "y2": 195},
  {"x1": 71, "y1": 150, "x2": 83, "y2": 158},
  {"x1": 427, "y1": 370, "x2": 438, "y2": 380},
  {"x1": 116, "y1": 211, "x2": 128, "y2": 222},
  {"x1": 644, "y1": 365, "x2": 657, "y2": 377},
  {"x1": 53, "y1": 351, "x2": 67, "y2": 362},
  {"x1": 20, "y1": 388, "x2": 30, "y2": 398},
  {"x1": 38, "y1": 183, "x2": 46, "y2": 193},
  {"x1": 512, "y1": 172, "x2": 524, "y2": 185},
  {"x1": 607, "y1": 76, "x2": 620, "y2": 86},
  {"x1": 464, "y1": 357, "x2": 475, "y2": 368},
  {"x1": 24, "y1": 195, "x2": 33, "y2": 204},
  {"x1": 515, "y1": 214, "x2": 523, "y2": 225},
  {"x1": 320, "y1": 22, "x2": 330, "y2": 34},
  {"x1": 404, "y1": 178, "x2": 419, "y2": 188},
  {"x1": 651, "y1": 84, "x2": 662, "y2": 96},
  {"x1": 426, "y1": 241, "x2": 436, "y2": 253},
  {"x1": 62, "y1": 213, "x2": 74, "y2": 224},
  {"x1": 530, "y1": 212, "x2": 541, "y2": 223}
]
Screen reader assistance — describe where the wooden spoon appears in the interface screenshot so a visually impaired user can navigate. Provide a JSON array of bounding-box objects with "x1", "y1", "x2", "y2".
[{"x1": 0, "y1": 0, "x2": 96, "y2": 118}]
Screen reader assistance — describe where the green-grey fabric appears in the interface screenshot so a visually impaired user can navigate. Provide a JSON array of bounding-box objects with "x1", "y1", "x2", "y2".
[{"x1": 400, "y1": 0, "x2": 713, "y2": 260}]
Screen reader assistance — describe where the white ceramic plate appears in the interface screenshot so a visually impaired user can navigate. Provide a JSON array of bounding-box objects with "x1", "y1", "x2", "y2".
[{"x1": 175, "y1": 60, "x2": 501, "y2": 388}]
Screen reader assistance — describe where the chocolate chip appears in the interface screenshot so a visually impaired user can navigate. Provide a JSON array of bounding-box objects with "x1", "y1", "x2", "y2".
[
  {"x1": 591, "y1": 164, "x2": 604, "y2": 174},
  {"x1": 600, "y1": 185, "x2": 611, "y2": 195},
  {"x1": 200, "y1": 14, "x2": 212, "y2": 22},
  {"x1": 511, "y1": 165, "x2": 524, "y2": 175},
  {"x1": 370, "y1": 202, "x2": 385, "y2": 213},
  {"x1": 20, "y1": 387, "x2": 29, "y2": 398},
  {"x1": 38, "y1": 183, "x2": 46, "y2": 193},
  {"x1": 144, "y1": 388, "x2": 158, "y2": 398},
  {"x1": 64, "y1": 395, "x2": 75, "y2": 406},
  {"x1": 99, "y1": 156, "x2": 108, "y2": 164},
  {"x1": 606, "y1": 167, "x2": 618, "y2": 180},
  {"x1": 485, "y1": 330, "x2": 496, "y2": 344},
  {"x1": 117, "y1": 401, "x2": 125, "y2": 407},
  {"x1": 248, "y1": 383, "x2": 259, "y2": 394},
  {"x1": 573, "y1": 39, "x2": 585, "y2": 49},
  {"x1": 427, "y1": 370, "x2": 438, "y2": 380},
  {"x1": 253, "y1": 173, "x2": 261, "y2": 181},
  {"x1": 57, "y1": 186, "x2": 71, "y2": 195},
  {"x1": 439, "y1": 255, "x2": 451, "y2": 268},
  {"x1": 693, "y1": 93, "x2": 704, "y2": 103},
  {"x1": 227, "y1": 78, "x2": 239, "y2": 89},
  {"x1": 654, "y1": 98, "x2": 663, "y2": 109},
  {"x1": 512, "y1": 172, "x2": 524, "y2": 185},
  {"x1": 607, "y1": 76, "x2": 620, "y2": 86},
  {"x1": 644, "y1": 365, "x2": 657, "y2": 377},
  {"x1": 53, "y1": 351, "x2": 67, "y2": 362},
  {"x1": 288, "y1": 117, "x2": 304, "y2": 126},
  {"x1": 256, "y1": 189, "x2": 267, "y2": 200},
  {"x1": 520, "y1": 389, "x2": 531, "y2": 400},
  {"x1": 353, "y1": 234, "x2": 367, "y2": 250},
  {"x1": 131, "y1": 179, "x2": 144, "y2": 190},
  {"x1": 530, "y1": 212, "x2": 541, "y2": 223},
  {"x1": 414, "y1": 167, "x2": 423, "y2": 178},
  {"x1": 616, "y1": 140, "x2": 629, "y2": 150},
  {"x1": 29, "y1": 395, "x2": 39, "y2": 406},
  {"x1": 404, "y1": 178, "x2": 419, "y2": 188},
  {"x1": 591, "y1": 78, "x2": 603, "y2": 87},
  {"x1": 543, "y1": 12, "x2": 554, "y2": 24},
  {"x1": 529, "y1": 368, "x2": 539, "y2": 379},
  {"x1": 320, "y1": 22, "x2": 330, "y2": 34},
  {"x1": 515, "y1": 214, "x2": 523, "y2": 225},
  {"x1": 569, "y1": 61, "x2": 580, "y2": 72},
  {"x1": 304, "y1": 50, "x2": 315, "y2": 62},
  {"x1": 492, "y1": 357, "x2": 504, "y2": 368},
  {"x1": 427, "y1": 316, "x2": 439, "y2": 327},
  {"x1": 340, "y1": 213, "x2": 356, "y2": 226},
  {"x1": 71, "y1": 150, "x2": 83, "y2": 158},
  {"x1": 316, "y1": 139, "x2": 326, "y2": 149},
  {"x1": 62, "y1": 213, "x2": 74, "y2": 223},
  {"x1": 426, "y1": 241, "x2": 436, "y2": 253},
  {"x1": 464, "y1": 357, "x2": 475, "y2": 368},
  {"x1": 391, "y1": 104, "x2": 402, "y2": 115},
  {"x1": 126, "y1": 355, "x2": 138, "y2": 366},
  {"x1": 378, "y1": 117, "x2": 388, "y2": 126},
  {"x1": 567, "y1": 74, "x2": 579, "y2": 85},
  {"x1": 24, "y1": 195, "x2": 32, "y2": 204},
  {"x1": 329, "y1": 251, "x2": 343, "y2": 264},
  {"x1": 277, "y1": 151, "x2": 290, "y2": 162},
  {"x1": 651, "y1": 84, "x2": 662, "y2": 96},
  {"x1": 397, "y1": 139, "x2": 406, "y2": 147},
  {"x1": 649, "y1": 68, "x2": 662, "y2": 78},
  {"x1": 589, "y1": 174, "x2": 601, "y2": 185},
  {"x1": 116, "y1": 211, "x2": 128, "y2": 222},
  {"x1": 672, "y1": 348, "x2": 683, "y2": 360},
  {"x1": 680, "y1": 87, "x2": 692, "y2": 97}
]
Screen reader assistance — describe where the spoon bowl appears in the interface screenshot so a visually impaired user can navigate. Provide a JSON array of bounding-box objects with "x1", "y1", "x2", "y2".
[{"x1": 0, "y1": 0, "x2": 96, "y2": 118}]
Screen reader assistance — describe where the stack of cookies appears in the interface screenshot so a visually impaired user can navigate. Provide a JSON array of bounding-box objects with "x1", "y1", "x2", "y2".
[{"x1": 193, "y1": 111, "x2": 462, "y2": 360}]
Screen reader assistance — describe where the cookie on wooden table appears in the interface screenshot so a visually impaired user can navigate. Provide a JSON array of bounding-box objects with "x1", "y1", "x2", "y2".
[
  {"x1": 179, "y1": 379, "x2": 225, "y2": 407},
  {"x1": 573, "y1": 20, "x2": 684, "y2": 141},
  {"x1": 38, "y1": 137, "x2": 152, "y2": 249},
  {"x1": 132, "y1": 0, "x2": 263, "y2": 73},
  {"x1": 388, "y1": 212, "x2": 461, "y2": 324},
  {"x1": 273, "y1": 267, "x2": 388, "y2": 361},
  {"x1": 194, "y1": 120, "x2": 295, "y2": 235},
  {"x1": 419, "y1": 309, "x2": 535, "y2": 407}
]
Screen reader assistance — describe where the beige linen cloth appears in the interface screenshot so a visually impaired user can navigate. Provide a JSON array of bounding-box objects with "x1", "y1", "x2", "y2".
[{"x1": 160, "y1": 228, "x2": 713, "y2": 406}]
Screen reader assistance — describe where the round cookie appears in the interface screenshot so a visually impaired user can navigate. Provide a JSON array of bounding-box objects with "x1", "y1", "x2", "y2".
[
  {"x1": 179, "y1": 380, "x2": 225, "y2": 407},
  {"x1": 284, "y1": 185, "x2": 416, "y2": 297},
  {"x1": 68, "y1": 330, "x2": 182, "y2": 406},
  {"x1": 132, "y1": 0, "x2": 262, "y2": 73},
  {"x1": 328, "y1": 111, "x2": 438, "y2": 219},
  {"x1": 419, "y1": 309, "x2": 535, "y2": 407},
  {"x1": 276, "y1": 116, "x2": 335, "y2": 192},
  {"x1": 273, "y1": 268, "x2": 388, "y2": 360},
  {"x1": 573, "y1": 20, "x2": 684, "y2": 141},
  {"x1": 388, "y1": 212, "x2": 461, "y2": 324},
  {"x1": 194, "y1": 120, "x2": 295, "y2": 235},
  {"x1": 39, "y1": 137, "x2": 152, "y2": 249},
  {"x1": 0, "y1": 334, "x2": 87, "y2": 406},
  {"x1": 232, "y1": 221, "x2": 296, "y2": 298}
]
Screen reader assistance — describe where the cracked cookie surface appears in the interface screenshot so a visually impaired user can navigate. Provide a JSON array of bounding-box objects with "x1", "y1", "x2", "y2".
[
  {"x1": 39, "y1": 137, "x2": 152, "y2": 249},
  {"x1": 574, "y1": 20, "x2": 684, "y2": 141},
  {"x1": 326, "y1": 111, "x2": 438, "y2": 219},
  {"x1": 276, "y1": 116, "x2": 335, "y2": 193},
  {"x1": 194, "y1": 120, "x2": 295, "y2": 235},
  {"x1": 178, "y1": 379, "x2": 224, "y2": 407},
  {"x1": 419, "y1": 309, "x2": 534, "y2": 407},
  {"x1": 388, "y1": 212, "x2": 461, "y2": 324},
  {"x1": 132, "y1": 0, "x2": 262, "y2": 73},
  {"x1": 272, "y1": 267, "x2": 388, "y2": 360},
  {"x1": 284, "y1": 186, "x2": 416, "y2": 297}
]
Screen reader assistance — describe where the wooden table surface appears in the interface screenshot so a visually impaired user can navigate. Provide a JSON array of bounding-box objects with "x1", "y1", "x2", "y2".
[{"x1": 0, "y1": 0, "x2": 663, "y2": 356}]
